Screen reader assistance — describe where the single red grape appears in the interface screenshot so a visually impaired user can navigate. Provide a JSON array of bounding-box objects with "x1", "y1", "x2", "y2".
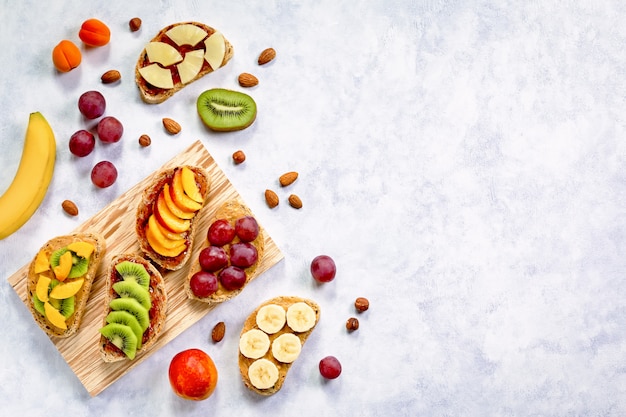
[
  {"x1": 78, "y1": 90, "x2": 106, "y2": 119},
  {"x1": 207, "y1": 219, "x2": 235, "y2": 246},
  {"x1": 311, "y1": 255, "x2": 336, "y2": 283},
  {"x1": 229, "y1": 242, "x2": 258, "y2": 268},
  {"x1": 319, "y1": 356, "x2": 342, "y2": 379},
  {"x1": 198, "y1": 246, "x2": 228, "y2": 272},
  {"x1": 97, "y1": 116, "x2": 124, "y2": 143},
  {"x1": 189, "y1": 271, "x2": 219, "y2": 298},
  {"x1": 91, "y1": 161, "x2": 117, "y2": 188},
  {"x1": 218, "y1": 266, "x2": 247, "y2": 291},
  {"x1": 235, "y1": 216, "x2": 259, "y2": 242},
  {"x1": 69, "y1": 130, "x2": 95, "y2": 157}
]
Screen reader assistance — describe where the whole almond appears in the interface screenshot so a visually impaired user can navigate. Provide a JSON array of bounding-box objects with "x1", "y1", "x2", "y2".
[
  {"x1": 162, "y1": 118, "x2": 181, "y2": 135},
  {"x1": 279, "y1": 171, "x2": 298, "y2": 187},
  {"x1": 129, "y1": 17, "x2": 142, "y2": 32},
  {"x1": 288, "y1": 194, "x2": 303, "y2": 209},
  {"x1": 101, "y1": 69, "x2": 121, "y2": 84},
  {"x1": 258, "y1": 47, "x2": 276, "y2": 65},
  {"x1": 265, "y1": 189, "x2": 279, "y2": 208},
  {"x1": 232, "y1": 150, "x2": 246, "y2": 164},
  {"x1": 211, "y1": 321, "x2": 226, "y2": 343},
  {"x1": 238, "y1": 72, "x2": 259, "y2": 87},
  {"x1": 138, "y1": 134, "x2": 151, "y2": 147},
  {"x1": 62, "y1": 200, "x2": 79, "y2": 216}
]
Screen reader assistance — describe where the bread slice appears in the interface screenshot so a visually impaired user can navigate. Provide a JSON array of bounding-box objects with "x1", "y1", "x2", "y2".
[
  {"x1": 135, "y1": 165, "x2": 210, "y2": 271},
  {"x1": 185, "y1": 199, "x2": 265, "y2": 304},
  {"x1": 26, "y1": 233, "x2": 106, "y2": 338},
  {"x1": 98, "y1": 253, "x2": 167, "y2": 362},
  {"x1": 238, "y1": 296, "x2": 321, "y2": 395},
  {"x1": 135, "y1": 21, "x2": 234, "y2": 104}
]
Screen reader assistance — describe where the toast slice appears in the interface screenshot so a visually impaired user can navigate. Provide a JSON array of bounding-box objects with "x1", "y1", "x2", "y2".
[
  {"x1": 185, "y1": 199, "x2": 265, "y2": 304},
  {"x1": 135, "y1": 165, "x2": 210, "y2": 271},
  {"x1": 135, "y1": 21, "x2": 234, "y2": 104},
  {"x1": 26, "y1": 233, "x2": 106, "y2": 338},
  {"x1": 98, "y1": 254, "x2": 167, "y2": 362},
  {"x1": 238, "y1": 296, "x2": 321, "y2": 395}
]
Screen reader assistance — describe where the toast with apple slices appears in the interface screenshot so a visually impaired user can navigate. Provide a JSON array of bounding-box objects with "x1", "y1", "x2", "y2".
[
  {"x1": 98, "y1": 254, "x2": 167, "y2": 362},
  {"x1": 136, "y1": 165, "x2": 210, "y2": 271},
  {"x1": 238, "y1": 296, "x2": 320, "y2": 395},
  {"x1": 135, "y1": 21, "x2": 234, "y2": 104},
  {"x1": 185, "y1": 200, "x2": 265, "y2": 304},
  {"x1": 26, "y1": 233, "x2": 106, "y2": 338}
]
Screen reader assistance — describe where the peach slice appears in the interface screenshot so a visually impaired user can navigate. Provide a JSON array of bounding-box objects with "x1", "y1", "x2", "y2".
[
  {"x1": 36, "y1": 275, "x2": 52, "y2": 302},
  {"x1": 154, "y1": 192, "x2": 191, "y2": 233},
  {"x1": 49, "y1": 278, "x2": 84, "y2": 299},
  {"x1": 171, "y1": 169, "x2": 203, "y2": 212},
  {"x1": 150, "y1": 213, "x2": 186, "y2": 241},
  {"x1": 34, "y1": 251, "x2": 50, "y2": 274},
  {"x1": 66, "y1": 241, "x2": 95, "y2": 258},
  {"x1": 181, "y1": 166, "x2": 204, "y2": 203},
  {"x1": 163, "y1": 184, "x2": 196, "y2": 219},
  {"x1": 53, "y1": 251, "x2": 73, "y2": 281},
  {"x1": 44, "y1": 302, "x2": 67, "y2": 330},
  {"x1": 146, "y1": 221, "x2": 187, "y2": 257},
  {"x1": 148, "y1": 215, "x2": 187, "y2": 249}
]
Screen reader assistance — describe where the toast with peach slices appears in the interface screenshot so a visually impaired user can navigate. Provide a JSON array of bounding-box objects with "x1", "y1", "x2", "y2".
[
  {"x1": 135, "y1": 21, "x2": 234, "y2": 104},
  {"x1": 135, "y1": 165, "x2": 210, "y2": 271},
  {"x1": 26, "y1": 233, "x2": 106, "y2": 338}
]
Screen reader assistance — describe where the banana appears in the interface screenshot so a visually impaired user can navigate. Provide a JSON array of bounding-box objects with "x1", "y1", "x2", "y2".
[
  {"x1": 256, "y1": 304, "x2": 286, "y2": 334},
  {"x1": 239, "y1": 329, "x2": 270, "y2": 359},
  {"x1": 248, "y1": 358, "x2": 279, "y2": 390},
  {"x1": 286, "y1": 302, "x2": 317, "y2": 332},
  {"x1": 0, "y1": 112, "x2": 56, "y2": 240},
  {"x1": 271, "y1": 333, "x2": 301, "y2": 363}
]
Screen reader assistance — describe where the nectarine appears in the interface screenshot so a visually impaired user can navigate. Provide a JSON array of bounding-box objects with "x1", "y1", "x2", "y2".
[{"x1": 169, "y1": 348, "x2": 218, "y2": 401}]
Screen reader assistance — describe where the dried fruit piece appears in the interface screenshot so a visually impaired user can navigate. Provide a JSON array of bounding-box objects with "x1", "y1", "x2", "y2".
[
  {"x1": 163, "y1": 118, "x2": 181, "y2": 135},
  {"x1": 288, "y1": 194, "x2": 302, "y2": 209},
  {"x1": 258, "y1": 48, "x2": 276, "y2": 65},
  {"x1": 101, "y1": 69, "x2": 121, "y2": 84},
  {"x1": 346, "y1": 317, "x2": 359, "y2": 331},
  {"x1": 355, "y1": 297, "x2": 369, "y2": 312},
  {"x1": 279, "y1": 171, "x2": 298, "y2": 187},
  {"x1": 78, "y1": 18, "x2": 111, "y2": 47},
  {"x1": 238, "y1": 73, "x2": 259, "y2": 87},
  {"x1": 62, "y1": 200, "x2": 79, "y2": 216},
  {"x1": 52, "y1": 40, "x2": 81, "y2": 72},
  {"x1": 265, "y1": 190, "x2": 279, "y2": 208},
  {"x1": 212, "y1": 321, "x2": 226, "y2": 343},
  {"x1": 139, "y1": 134, "x2": 151, "y2": 147},
  {"x1": 232, "y1": 150, "x2": 246, "y2": 164},
  {"x1": 129, "y1": 17, "x2": 142, "y2": 32}
]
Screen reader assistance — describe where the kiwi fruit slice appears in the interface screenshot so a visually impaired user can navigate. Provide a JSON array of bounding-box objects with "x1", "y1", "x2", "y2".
[
  {"x1": 106, "y1": 311, "x2": 144, "y2": 349},
  {"x1": 197, "y1": 88, "x2": 257, "y2": 132},
  {"x1": 99, "y1": 323, "x2": 138, "y2": 360},
  {"x1": 49, "y1": 295, "x2": 75, "y2": 318},
  {"x1": 49, "y1": 247, "x2": 89, "y2": 278},
  {"x1": 115, "y1": 261, "x2": 150, "y2": 290},
  {"x1": 109, "y1": 297, "x2": 150, "y2": 331},
  {"x1": 32, "y1": 293, "x2": 45, "y2": 315},
  {"x1": 112, "y1": 280, "x2": 151, "y2": 311}
]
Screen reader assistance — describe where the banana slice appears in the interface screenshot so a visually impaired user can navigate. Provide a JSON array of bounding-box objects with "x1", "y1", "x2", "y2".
[
  {"x1": 256, "y1": 304, "x2": 286, "y2": 334},
  {"x1": 286, "y1": 302, "x2": 317, "y2": 332},
  {"x1": 271, "y1": 333, "x2": 301, "y2": 363},
  {"x1": 248, "y1": 359, "x2": 279, "y2": 390},
  {"x1": 239, "y1": 329, "x2": 270, "y2": 359}
]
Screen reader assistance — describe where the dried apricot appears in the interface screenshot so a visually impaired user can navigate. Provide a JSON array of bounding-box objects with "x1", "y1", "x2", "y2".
[
  {"x1": 78, "y1": 18, "x2": 111, "y2": 47},
  {"x1": 52, "y1": 40, "x2": 82, "y2": 72}
]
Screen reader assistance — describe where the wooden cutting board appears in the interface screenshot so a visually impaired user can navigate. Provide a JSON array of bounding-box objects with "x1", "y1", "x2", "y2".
[{"x1": 6, "y1": 140, "x2": 283, "y2": 396}]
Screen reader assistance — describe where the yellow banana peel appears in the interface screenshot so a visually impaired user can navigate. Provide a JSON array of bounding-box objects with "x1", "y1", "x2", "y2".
[{"x1": 0, "y1": 112, "x2": 56, "y2": 239}]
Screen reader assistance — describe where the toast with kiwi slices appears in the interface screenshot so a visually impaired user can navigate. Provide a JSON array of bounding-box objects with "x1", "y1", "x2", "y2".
[
  {"x1": 135, "y1": 21, "x2": 234, "y2": 104},
  {"x1": 26, "y1": 233, "x2": 106, "y2": 338},
  {"x1": 185, "y1": 199, "x2": 265, "y2": 304},
  {"x1": 98, "y1": 254, "x2": 167, "y2": 362},
  {"x1": 135, "y1": 165, "x2": 210, "y2": 271},
  {"x1": 238, "y1": 296, "x2": 321, "y2": 395}
]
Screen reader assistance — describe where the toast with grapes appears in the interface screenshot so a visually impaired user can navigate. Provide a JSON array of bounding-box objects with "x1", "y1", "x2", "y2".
[
  {"x1": 135, "y1": 165, "x2": 210, "y2": 271},
  {"x1": 185, "y1": 199, "x2": 265, "y2": 304},
  {"x1": 26, "y1": 233, "x2": 106, "y2": 338},
  {"x1": 98, "y1": 254, "x2": 167, "y2": 362}
]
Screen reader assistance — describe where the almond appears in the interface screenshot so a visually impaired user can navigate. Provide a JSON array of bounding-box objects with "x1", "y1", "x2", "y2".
[
  {"x1": 238, "y1": 72, "x2": 259, "y2": 87},
  {"x1": 62, "y1": 200, "x2": 79, "y2": 216},
  {"x1": 129, "y1": 17, "x2": 142, "y2": 32},
  {"x1": 212, "y1": 321, "x2": 226, "y2": 343},
  {"x1": 232, "y1": 150, "x2": 246, "y2": 164},
  {"x1": 139, "y1": 134, "x2": 151, "y2": 147},
  {"x1": 101, "y1": 69, "x2": 121, "y2": 84},
  {"x1": 288, "y1": 194, "x2": 303, "y2": 209},
  {"x1": 265, "y1": 189, "x2": 279, "y2": 208},
  {"x1": 279, "y1": 171, "x2": 298, "y2": 187},
  {"x1": 258, "y1": 47, "x2": 276, "y2": 65},
  {"x1": 162, "y1": 118, "x2": 181, "y2": 135}
]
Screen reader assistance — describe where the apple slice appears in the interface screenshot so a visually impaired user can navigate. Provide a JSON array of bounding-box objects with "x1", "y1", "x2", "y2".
[
  {"x1": 181, "y1": 166, "x2": 204, "y2": 203},
  {"x1": 177, "y1": 50, "x2": 205, "y2": 85},
  {"x1": 166, "y1": 24, "x2": 208, "y2": 47},
  {"x1": 146, "y1": 221, "x2": 187, "y2": 257},
  {"x1": 163, "y1": 183, "x2": 196, "y2": 219},
  {"x1": 204, "y1": 31, "x2": 225, "y2": 70},
  {"x1": 36, "y1": 275, "x2": 52, "y2": 303},
  {"x1": 138, "y1": 64, "x2": 174, "y2": 89},
  {"x1": 44, "y1": 302, "x2": 67, "y2": 330},
  {"x1": 154, "y1": 192, "x2": 191, "y2": 233},
  {"x1": 49, "y1": 278, "x2": 84, "y2": 299},
  {"x1": 145, "y1": 42, "x2": 184, "y2": 66},
  {"x1": 171, "y1": 169, "x2": 203, "y2": 212}
]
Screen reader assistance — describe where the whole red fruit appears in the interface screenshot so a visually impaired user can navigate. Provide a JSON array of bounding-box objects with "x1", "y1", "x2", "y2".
[{"x1": 169, "y1": 348, "x2": 218, "y2": 401}]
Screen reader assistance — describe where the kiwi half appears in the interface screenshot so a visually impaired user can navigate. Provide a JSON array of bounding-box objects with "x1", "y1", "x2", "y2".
[
  {"x1": 115, "y1": 261, "x2": 150, "y2": 290},
  {"x1": 112, "y1": 280, "x2": 151, "y2": 311},
  {"x1": 197, "y1": 88, "x2": 257, "y2": 132},
  {"x1": 99, "y1": 323, "x2": 138, "y2": 360}
]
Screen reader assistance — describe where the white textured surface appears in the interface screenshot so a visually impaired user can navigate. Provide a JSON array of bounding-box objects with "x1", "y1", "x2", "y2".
[{"x1": 1, "y1": 0, "x2": 625, "y2": 415}]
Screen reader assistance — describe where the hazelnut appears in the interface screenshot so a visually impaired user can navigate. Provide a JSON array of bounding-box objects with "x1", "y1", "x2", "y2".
[
  {"x1": 232, "y1": 150, "x2": 246, "y2": 164},
  {"x1": 129, "y1": 17, "x2": 142, "y2": 32},
  {"x1": 355, "y1": 297, "x2": 369, "y2": 312},
  {"x1": 138, "y1": 134, "x2": 151, "y2": 147},
  {"x1": 346, "y1": 317, "x2": 359, "y2": 332}
]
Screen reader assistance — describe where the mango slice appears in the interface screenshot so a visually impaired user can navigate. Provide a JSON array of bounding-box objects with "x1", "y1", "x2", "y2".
[
  {"x1": 34, "y1": 251, "x2": 50, "y2": 274},
  {"x1": 35, "y1": 275, "x2": 52, "y2": 302},
  {"x1": 44, "y1": 302, "x2": 68, "y2": 330},
  {"x1": 49, "y1": 278, "x2": 84, "y2": 299},
  {"x1": 67, "y1": 241, "x2": 95, "y2": 259},
  {"x1": 53, "y1": 251, "x2": 73, "y2": 281}
]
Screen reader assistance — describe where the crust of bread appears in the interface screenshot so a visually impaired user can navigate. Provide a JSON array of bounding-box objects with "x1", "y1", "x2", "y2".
[
  {"x1": 135, "y1": 165, "x2": 210, "y2": 271},
  {"x1": 185, "y1": 200, "x2": 265, "y2": 304},
  {"x1": 238, "y1": 296, "x2": 321, "y2": 396},
  {"x1": 99, "y1": 253, "x2": 168, "y2": 362},
  {"x1": 26, "y1": 233, "x2": 106, "y2": 338},
  {"x1": 135, "y1": 21, "x2": 234, "y2": 104}
]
